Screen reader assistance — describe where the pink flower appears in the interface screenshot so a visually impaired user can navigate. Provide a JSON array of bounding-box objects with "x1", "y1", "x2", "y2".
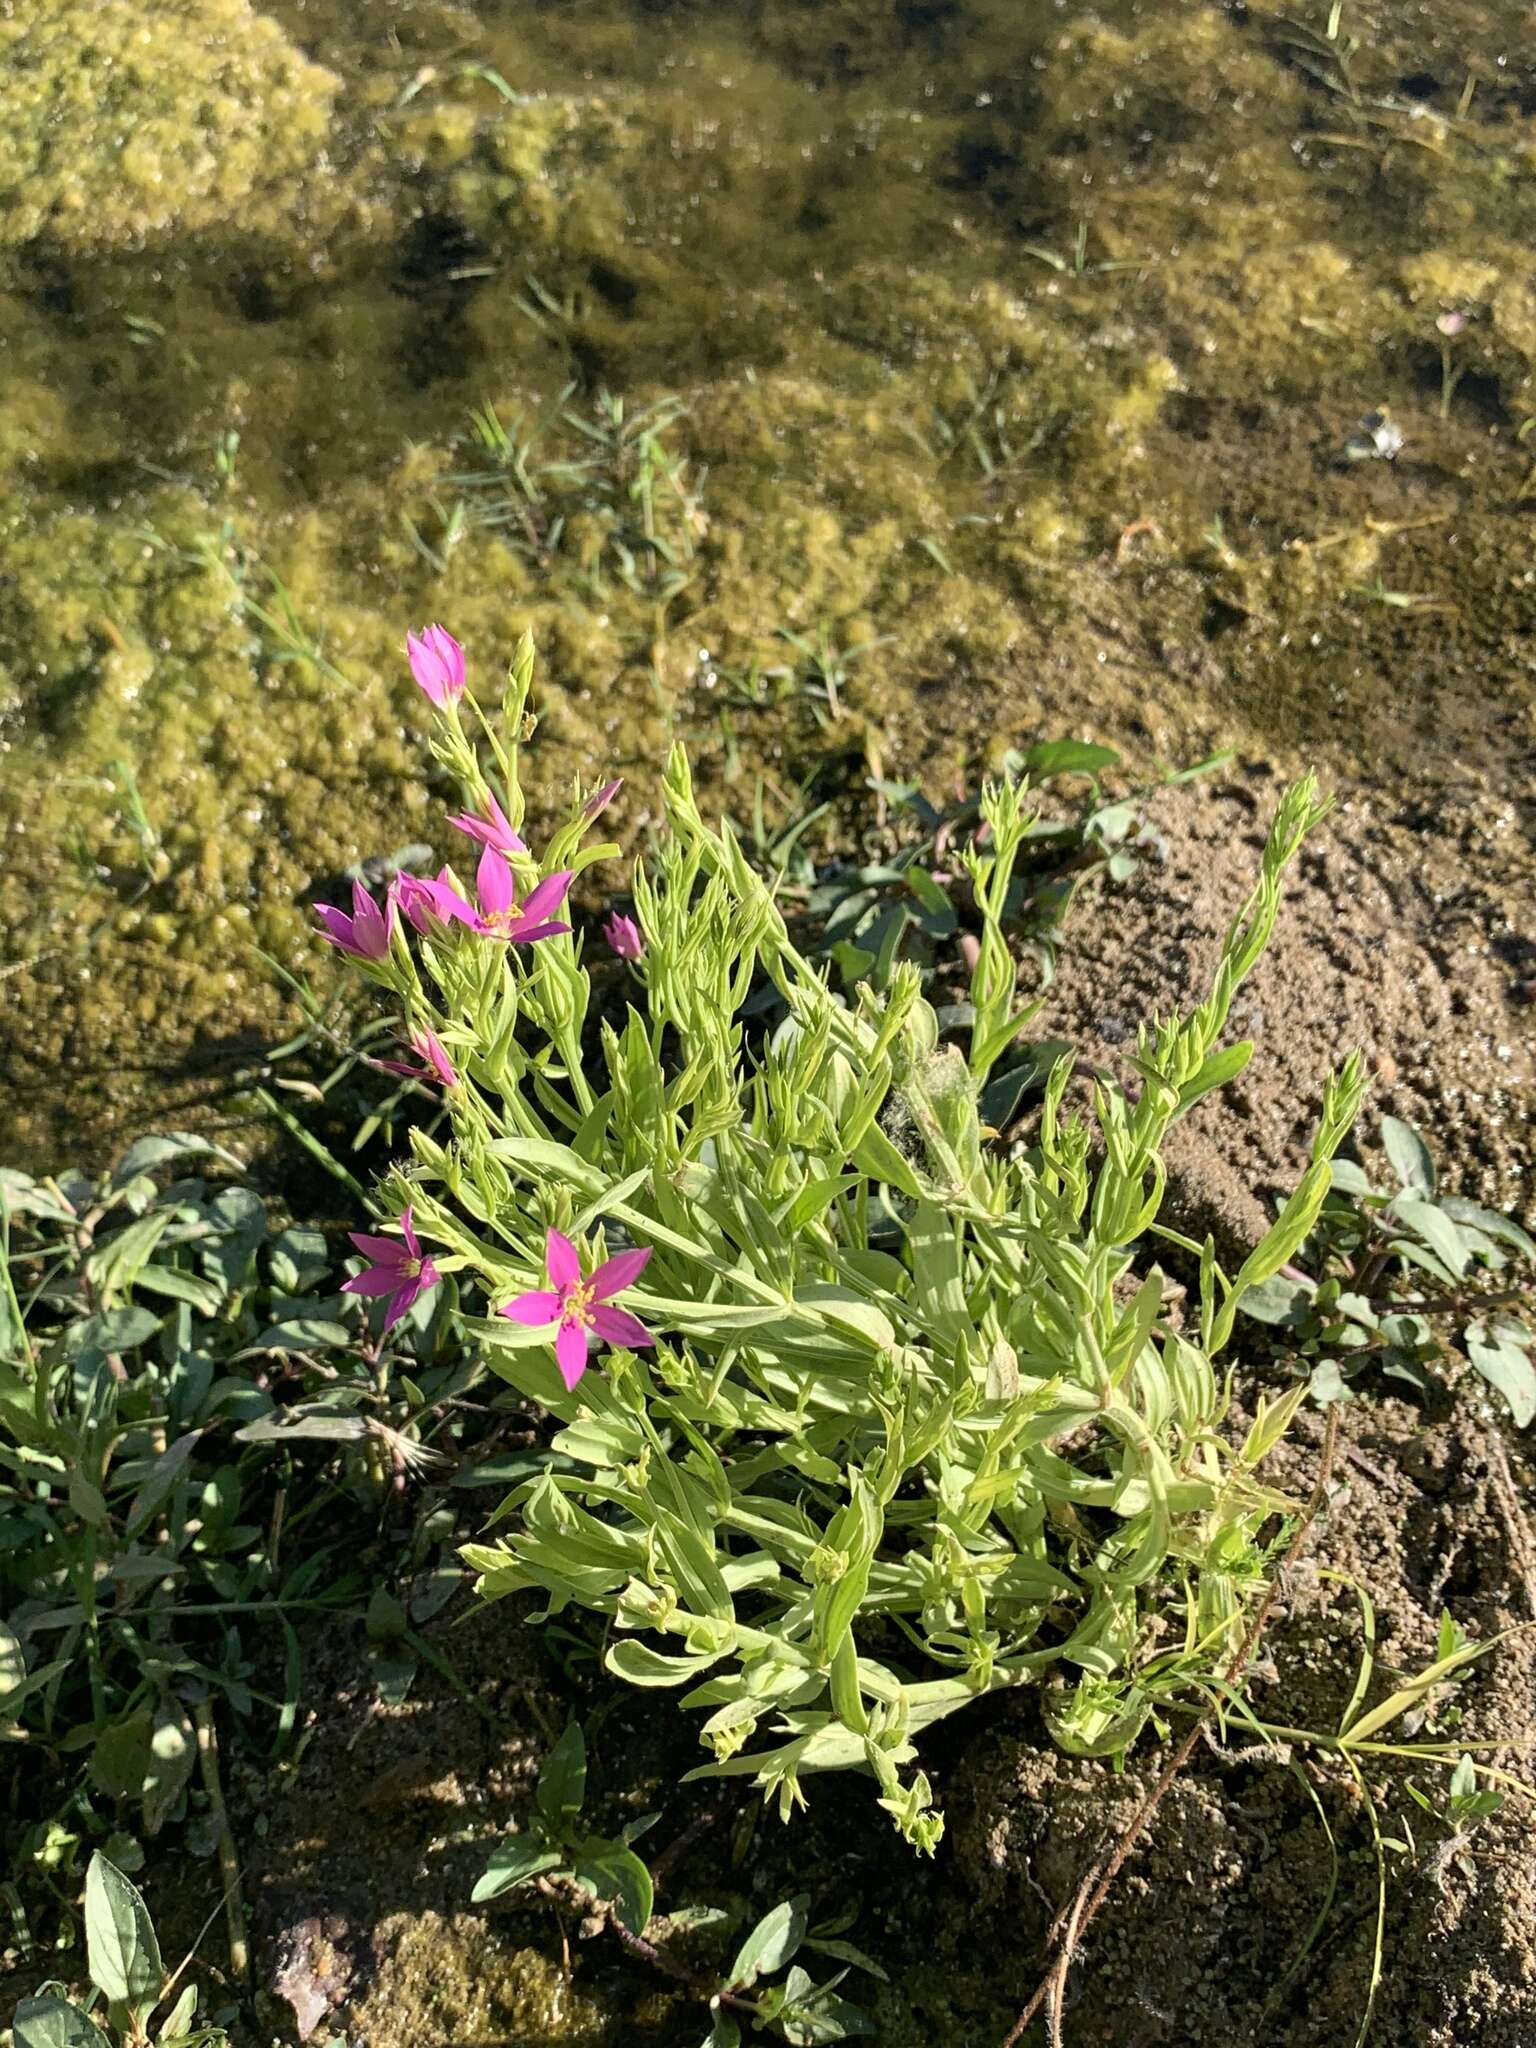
[
  {"x1": 315, "y1": 880, "x2": 394, "y2": 959},
  {"x1": 377, "y1": 1028, "x2": 458, "y2": 1090},
  {"x1": 448, "y1": 789, "x2": 525, "y2": 858},
  {"x1": 343, "y1": 1207, "x2": 440, "y2": 1331},
  {"x1": 406, "y1": 624, "x2": 466, "y2": 705},
  {"x1": 604, "y1": 911, "x2": 644, "y2": 961},
  {"x1": 500, "y1": 1227, "x2": 653, "y2": 1391},
  {"x1": 1436, "y1": 309, "x2": 1468, "y2": 337},
  {"x1": 473, "y1": 849, "x2": 573, "y2": 944},
  {"x1": 583, "y1": 778, "x2": 623, "y2": 821},
  {"x1": 394, "y1": 868, "x2": 480, "y2": 937}
]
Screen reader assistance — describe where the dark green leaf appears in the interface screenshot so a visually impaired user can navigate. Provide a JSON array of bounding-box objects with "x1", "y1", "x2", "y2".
[
  {"x1": 13, "y1": 1995, "x2": 112, "y2": 2048},
  {"x1": 141, "y1": 1700, "x2": 196, "y2": 1836},
  {"x1": 536, "y1": 1722, "x2": 587, "y2": 1829},
  {"x1": 572, "y1": 1843, "x2": 653, "y2": 1936},
  {"x1": 1023, "y1": 739, "x2": 1119, "y2": 780},
  {"x1": 124, "y1": 1431, "x2": 202, "y2": 1537},
  {"x1": 470, "y1": 1835, "x2": 563, "y2": 1902},
  {"x1": 729, "y1": 1894, "x2": 809, "y2": 1989},
  {"x1": 84, "y1": 1854, "x2": 163, "y2": 2010},
  {"x1": 1236, "y1": 1274, "x2": 1313, "y2": 1327}
]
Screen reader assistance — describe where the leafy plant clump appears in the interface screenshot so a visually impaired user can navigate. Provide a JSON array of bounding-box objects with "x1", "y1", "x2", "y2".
[
  {"x1": 473, "y1": 1721, "x2": 877, "y2": 2043},
  {"x1": 0, "y1": 1133, "x2": 478, "y2": 1874},
  {"x1": 323, "y1": 626, "x2": 1365, "y2": 1849},
  {"x1": 12, "y1": 1852, "x2": 226, "y2": 2048},
  {"x1": 1240, "y1": 1115, "x2": 1536, "y2": 1423}
]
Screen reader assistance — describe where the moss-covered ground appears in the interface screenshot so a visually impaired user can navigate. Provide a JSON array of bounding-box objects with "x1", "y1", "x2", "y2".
[{"x1": 2, "y1": 0, "x2": 1533, "y2": 1166}]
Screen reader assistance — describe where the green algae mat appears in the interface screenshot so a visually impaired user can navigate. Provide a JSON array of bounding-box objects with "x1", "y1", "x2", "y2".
[{"x1": 3, "y1": 0, "x2": 1535, "y2": 1164}]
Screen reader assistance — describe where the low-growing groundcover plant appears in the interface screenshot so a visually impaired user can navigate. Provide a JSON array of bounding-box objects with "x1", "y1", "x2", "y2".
[
  {"x1": 1240, "y1": 1114, "x2": 1536, "y2": 1423},
  {"x1": 0, "y1": 1132, "x2": 485, "y2": 1906},
  {"x1": 11, "y1": 1851, "x2": 227, "y2": 2048},
  {"x1": 322, "y1": 622, "x2": 1366, "y2": 1851}
]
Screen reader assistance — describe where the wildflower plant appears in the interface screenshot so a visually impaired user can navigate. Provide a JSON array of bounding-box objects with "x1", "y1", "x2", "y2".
[{"x1": 342, "y1": 628, "x2": 1365, "y2": 1850}]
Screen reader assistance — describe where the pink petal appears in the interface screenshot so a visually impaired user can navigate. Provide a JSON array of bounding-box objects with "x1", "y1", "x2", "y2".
[
  {"x1": 406, "y1": 624, "x2": 465, "y2": 704},
  {"x1": 545, "y1": 1228, "x2": 581, "y2": 1290},
  {"x1": 416, "y1": 1030, "x2": 458, "y2": 1088},
  {"x1": 381, "y1": 1275, "x2": 423, "y2": 1331},
  {"x1": 400, "y1": 1207, "x2": 421, "y2": 1259},
  {"x1": 500, "y1": 1290, "x2": 562, "y2": 1326},
  {"x1": 589, "y1": 1304, "x2": 653, "y2": 1350},
  {"x1": 349, "y1": 1230, "x2": 407, "y2": 1264},
  {"x1": 555, "y1": 1318, "x2": 590, "y2": 1391},
  {"x1": 520, "y1": 871, "x2": 574, "y2": 926},
  {"x1": 589, "y1": 1245, "x2": 651, "y2": 1300},
  {"x1": 509, "y1": 919, "x2": 571, "y2": 946},
  {"x1": 583, "y1": 778, "x2": 622, "y2": 820},
  {"x1": 314, "y1": 903, "x2": 357, "y2": 949},
  {"x1": 476, "y1": 847, "x2": 514, "y2": 920},
  {"x1": 343, "y1": 1268, "x2": 405, "y2": 1297}
]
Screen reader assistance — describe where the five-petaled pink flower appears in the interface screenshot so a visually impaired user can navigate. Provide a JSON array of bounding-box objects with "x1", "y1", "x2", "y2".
[
  {"x1": 448, "y1": 788, "x2": 525, "y2": 857},
  {"x1": 315, "y1": 880, "x2": 394, "y2": 959},
  {"x1": 604, "y1": 911, "x2": 644, "y2": 961},
  {"x1": 501, "y1": 1228, "x2": 653, "y2": 1390},
  {"x1": 377, "y1": 1028, "x2": 458, "y2": 1090},
  {"x1": 343, "y1": 1207, "x2": 440, "y2": 1331},
  {"x1": 473, "y1": 849, "x2": 573, "y2": 944},
  {"x1": 406, "y1": 624, "x2": 466, "y2": 705},
  {"x1": 394, "y1": 867, "x2": 480, "y2": 937}
]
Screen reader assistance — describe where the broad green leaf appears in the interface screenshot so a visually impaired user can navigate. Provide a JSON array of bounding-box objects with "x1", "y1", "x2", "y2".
[
  {"x1": 572, "y1": 1843, "x2": 653, "y2": 1936},
  {"x1": 1392, "y1": 1197, "x2": 1469, "y2": 1280},
  {"x1": 141, "y1": 1700, "x2": 197, "y2": 1836},
  {"x1": 535, "y1": 1722, "x2": 586, "y2": 1830},
  {"x1": 90, "y1": 1714, "x2": 154, "y2": 1801},
  {"x1": 793, "y1": 1288, "x2": 895, "y2": 1352},
  {"x1": 1023, "y1": 739, "x2": 1119, "y2": 780},
  {"x1": 1326, "y1": 1158, "x2": 1377, "y2": 1198},
  {"x1": 13, "y1": 1995, "x2": 112, "y2": 2048},
  {"x1": 156, "y1": 1981, "x2": 198, "y2": 2041},
  {"x1": 1235, "y1": 1273, "x2": 1313, "y2": 1326},
  {"x1": 1465, "y1": 1324, "x2": 1536, "y2": 1429},
  {"x1": 470, "y1": 1835, "x2": 563, "y2": 1902},
  {"x1": 1441, "y1": 1197, "x2": 1536, "y2": 1262},
  {"x1": 729, "y1": 1893, "x2": 809, "y2": 1989},
  {"x1": 0, "y1": 1618, "x2": 25, "y2": 1692},
  {"x1": 1381, "y1": 1117, "x2": 1436, "y2": 1197},
  {"x1": 84, "y1": 1853, "x2": 163, "y2": 2010},
  {"x1": 131, "y1": 1265, "x2": 227, "y2": 1316},
  {"x1": 124, "y1": 1432, "x2": 202, "y2": 1537},
  {"x1": 112, "y1": 1133, "x2": 241, "y2": 1182}
]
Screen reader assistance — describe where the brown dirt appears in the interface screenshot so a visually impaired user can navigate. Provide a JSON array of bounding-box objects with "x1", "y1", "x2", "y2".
[
  {"x1": 1031, "y1": 765, "x2": 1536, "y2": 1260},
  {"x1": 947, "y1": 1399, "x2": 1536, "y2": 2048}
]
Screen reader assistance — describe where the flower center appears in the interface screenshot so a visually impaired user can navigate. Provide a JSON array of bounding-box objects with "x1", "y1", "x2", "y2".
[
  {"x1": 401, "y1": 1257, "x2": 422, "y2": 1279},
  {"x1": 485, "y1": 904, "x2": 523, "y2": 934},
  {"x1": 564, "y1": 1279, "x2": 595, "y2": 1329}
]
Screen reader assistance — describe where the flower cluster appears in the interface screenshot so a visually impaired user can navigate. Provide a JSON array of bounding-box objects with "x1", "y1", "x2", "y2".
[{"x1": 321, "y1": 626, "x2": 651, "y2": 1389}]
